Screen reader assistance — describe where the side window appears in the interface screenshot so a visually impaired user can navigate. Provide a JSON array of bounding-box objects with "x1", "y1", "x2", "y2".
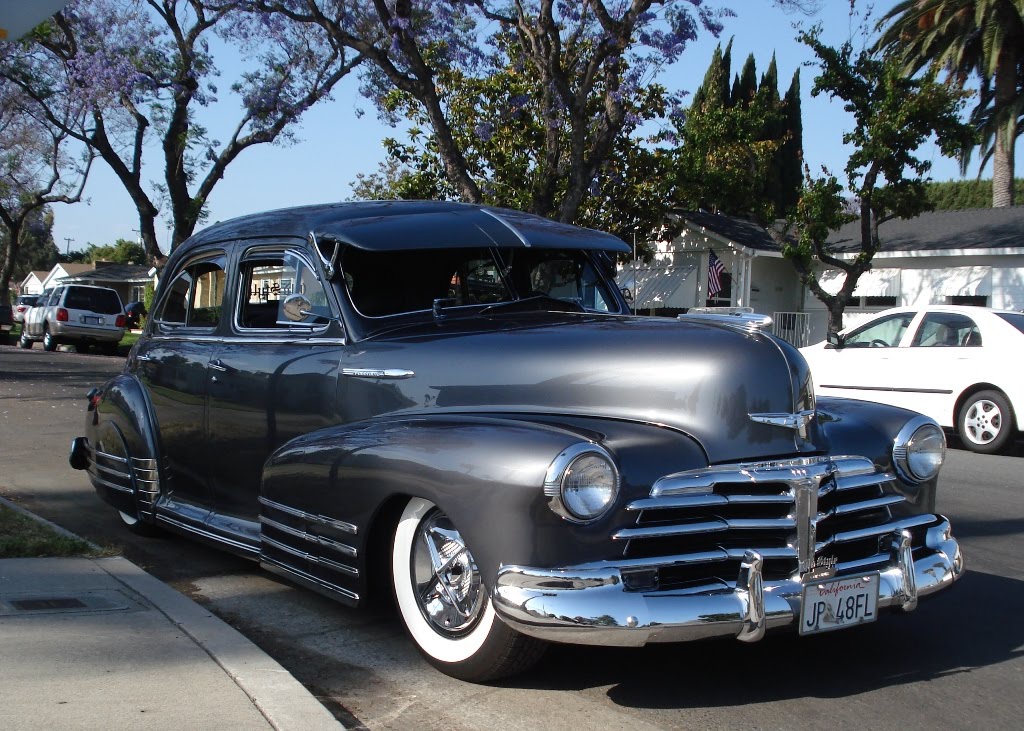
[
  {"x1": 844, "y1": 312, "x2": 913, "y2": 348},
  {"x1": 912, "y1": 313, "x2": 981, "y2": 348},
  {"x1": 238, "y1": 251, "x2": 331, "y2": 329},
  {"x1": 155, "y1": 255, "x2": 227, "y2": 328},
  {"x1": 48, "y1": 288, "x2": 64, "y2": 307}
]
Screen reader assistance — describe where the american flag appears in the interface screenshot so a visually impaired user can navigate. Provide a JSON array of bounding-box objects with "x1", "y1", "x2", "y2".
[{"x1": 708, "y1": 251, "x2": 725, "y2": 297}]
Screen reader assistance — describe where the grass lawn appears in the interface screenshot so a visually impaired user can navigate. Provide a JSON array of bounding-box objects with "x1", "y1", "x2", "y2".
[{"x1": 0, "y1": 504, "x2": 104, "y2": 558}]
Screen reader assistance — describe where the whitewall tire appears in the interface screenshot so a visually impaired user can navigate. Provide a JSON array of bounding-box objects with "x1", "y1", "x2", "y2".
[{"x1": 391, "y1": 497, "x2": 545, "y2": 681}]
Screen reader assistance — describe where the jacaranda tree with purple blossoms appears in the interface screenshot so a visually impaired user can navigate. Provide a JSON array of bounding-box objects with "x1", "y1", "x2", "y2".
[
  {"x1": 1, "y1": 0, "x2": 360, "y2": 261},
  {"x1": 0, "y1": 79, "x2": 93, "y2": 303},
  {"x1": 255, "y1": 0, "x2": 732, "y2": 228}
]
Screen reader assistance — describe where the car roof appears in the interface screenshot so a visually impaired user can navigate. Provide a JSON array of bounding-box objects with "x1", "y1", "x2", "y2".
[
  {"x1": 844, "y1": 305, "x2": 1022, "y2": 330},
  {"x1": 176, "y1": 201, "x2": 630, "y2": 258}
]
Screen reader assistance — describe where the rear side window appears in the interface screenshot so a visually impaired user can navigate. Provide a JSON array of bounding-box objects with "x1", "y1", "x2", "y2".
[
  {"x1": 911, "y1": 312, "x2": 981, "y2": 347},
  {"x1": 155, "y1": 256, "x2": 228, "y2": 328},
  {"x1": 64, "y1": 287, "x2": 123, "y2": 315}
]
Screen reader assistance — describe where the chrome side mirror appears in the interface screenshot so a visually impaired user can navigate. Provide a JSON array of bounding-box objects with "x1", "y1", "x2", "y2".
[{"x1": 282, "y1": 293, "x2": 313, "y2": 322}]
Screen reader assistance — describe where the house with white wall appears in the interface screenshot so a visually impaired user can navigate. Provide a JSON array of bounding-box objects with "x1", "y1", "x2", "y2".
[
  {"x1": 621, "y1": 207, "x2": 1024, "y2": 345},
  {"x1": 19, "y1": 270, "x2": 49, "y2": 295}
]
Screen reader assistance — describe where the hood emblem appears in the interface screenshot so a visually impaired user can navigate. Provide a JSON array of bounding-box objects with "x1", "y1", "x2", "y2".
[{"x1": 748, "y1": 410, "x2": 815, "y2": 440}]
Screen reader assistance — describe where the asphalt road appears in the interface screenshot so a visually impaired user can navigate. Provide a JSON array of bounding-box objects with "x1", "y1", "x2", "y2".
[{"x1": 2, "y1": 345, "x2": 1022, "y2": 730}]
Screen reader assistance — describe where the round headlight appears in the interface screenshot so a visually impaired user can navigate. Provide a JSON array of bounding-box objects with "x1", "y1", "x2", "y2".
[
  {"x1": 545, "y1": 444, "x2": 619, "y2": 522},
  {"x1": 894, "y1": 419, "x2": 946, "y2": 483}
]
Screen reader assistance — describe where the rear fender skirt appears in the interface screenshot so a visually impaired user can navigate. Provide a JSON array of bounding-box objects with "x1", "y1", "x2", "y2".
[{"x1": 88, "y1": 374, "x2": 163, "y2": 519}]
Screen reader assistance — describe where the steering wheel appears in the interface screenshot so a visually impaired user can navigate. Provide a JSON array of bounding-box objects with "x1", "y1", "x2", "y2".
[{"x1": 870, "y1": 339, "x2": 888, "y2": 348}]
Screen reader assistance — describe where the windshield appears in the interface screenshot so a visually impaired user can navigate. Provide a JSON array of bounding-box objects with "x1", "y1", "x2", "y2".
[{"x1": 340, "y1": 246, "x2": 619, "y2": 318}]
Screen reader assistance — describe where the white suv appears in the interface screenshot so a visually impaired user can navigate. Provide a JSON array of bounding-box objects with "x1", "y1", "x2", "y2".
[{"x1": 20, "y1": 284, "x2": 126, "y2": 354}]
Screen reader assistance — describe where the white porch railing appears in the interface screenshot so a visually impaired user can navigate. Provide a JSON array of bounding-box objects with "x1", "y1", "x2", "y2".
[{"x1": 771, "y1": 311, "x2": 811, "y2": 348}]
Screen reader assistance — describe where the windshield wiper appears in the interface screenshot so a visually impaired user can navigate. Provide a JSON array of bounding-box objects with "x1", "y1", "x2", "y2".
[{"x1": 479, "y1": 294, "x2": 585, "y2": 316}]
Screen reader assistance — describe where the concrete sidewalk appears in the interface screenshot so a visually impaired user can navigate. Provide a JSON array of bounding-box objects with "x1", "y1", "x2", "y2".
[{"x1": 0, "y1": 554, "x2": 343, "y2": 730}]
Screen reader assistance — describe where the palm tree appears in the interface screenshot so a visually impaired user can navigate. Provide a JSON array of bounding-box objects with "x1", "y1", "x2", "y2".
[{"x1": 876, "y1": 0, "x2": 1024, "y2": 207}]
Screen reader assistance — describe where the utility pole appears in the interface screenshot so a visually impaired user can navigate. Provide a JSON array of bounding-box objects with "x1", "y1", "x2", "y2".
[{"x1": 63, "y1": 237, "x2": 74, "y2": 256}]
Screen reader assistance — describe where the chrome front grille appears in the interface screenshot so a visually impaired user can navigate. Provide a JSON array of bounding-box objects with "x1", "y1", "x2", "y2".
[{"x1": 615, "y1": 456, "x2": 937, "y2": 591}]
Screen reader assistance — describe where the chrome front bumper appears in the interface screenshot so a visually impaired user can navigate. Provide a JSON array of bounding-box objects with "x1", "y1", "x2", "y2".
[{"x1": 492, "y1": 518, "x2": 963, "y2": 647}]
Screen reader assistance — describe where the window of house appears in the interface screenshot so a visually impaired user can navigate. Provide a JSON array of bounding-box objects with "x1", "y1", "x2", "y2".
[
  {"x1": 945, "y1": 295, "x2": 988, "y2": 307},
  {"x1": 705, "y1": 273, "x2": 733, "y2": 307}
]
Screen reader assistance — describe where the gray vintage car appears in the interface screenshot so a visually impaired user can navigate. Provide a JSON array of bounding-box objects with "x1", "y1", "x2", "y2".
[{"x1": 71, "y1": 201, "x2": 963, "y2": 681}]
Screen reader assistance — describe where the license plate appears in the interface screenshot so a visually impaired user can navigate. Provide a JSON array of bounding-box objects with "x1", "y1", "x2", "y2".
[
  {"x1": 799, "y1": 574, "x2": 879, "y2": 635},
  {"x1": 81, "y1": 315, "x2": 103, "y2": 324}
]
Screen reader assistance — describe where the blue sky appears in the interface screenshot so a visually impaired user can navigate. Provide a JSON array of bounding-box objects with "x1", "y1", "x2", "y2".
[{"x1": 50, "y1": 1, "x2": 1021, "y2": 256}]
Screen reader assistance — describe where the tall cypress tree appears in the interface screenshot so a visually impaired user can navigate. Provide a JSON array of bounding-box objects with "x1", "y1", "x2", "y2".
[
  {"x1": 733, "y1": 53, "x2": 758, "y2": 109},
  {"x1": 779, "y1": 68, "x2": 804, "y2": 215},
  {"x1": 692, "y1": 38, "x2": 734, "y2": 111}
]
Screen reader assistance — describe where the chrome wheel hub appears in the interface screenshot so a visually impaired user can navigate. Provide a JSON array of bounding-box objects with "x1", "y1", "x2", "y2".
[
  {"x1": 411, "y1": 510, "x2": 486, "y2": 637},
  {"x1": 965, "y1": 400, "x2": 1002, "y2": 445}
]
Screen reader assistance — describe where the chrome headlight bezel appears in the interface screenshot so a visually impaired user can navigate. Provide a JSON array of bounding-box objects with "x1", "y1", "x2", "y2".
[
  {"x1": 893, "y1": 416, "x2": 946, "y2": 484},
  {"x1": 544, "y1": 443, "x2": 620, "y2": 523}
]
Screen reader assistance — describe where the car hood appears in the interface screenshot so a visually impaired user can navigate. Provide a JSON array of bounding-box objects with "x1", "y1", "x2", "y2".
[{"x1": 341, "y1": 315, "x2": 821, "y2": 464}]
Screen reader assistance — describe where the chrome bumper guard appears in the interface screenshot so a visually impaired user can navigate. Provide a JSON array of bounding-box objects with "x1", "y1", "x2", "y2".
[{"x1": 492, "y1": 518, "x2": 962, "y2": 647}]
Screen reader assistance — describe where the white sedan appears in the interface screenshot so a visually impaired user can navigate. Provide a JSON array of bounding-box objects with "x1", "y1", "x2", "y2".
[{"x1": 800, "y1": 305, "x2": 1024, "y2": 454}]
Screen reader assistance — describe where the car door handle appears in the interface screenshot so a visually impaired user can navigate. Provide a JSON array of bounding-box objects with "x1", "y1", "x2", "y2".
[
  {"x1": 136, "y1": 354, "x2": 154, "y2": 362},
  {"x1": 209, "y1": 359, "x2": 232, "y2": 372}
]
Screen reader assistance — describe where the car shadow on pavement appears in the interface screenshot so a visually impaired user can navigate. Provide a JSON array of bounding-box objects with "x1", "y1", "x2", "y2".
[{"x1": 508, "y1": 570, "x2": 1021, "y2": 706}]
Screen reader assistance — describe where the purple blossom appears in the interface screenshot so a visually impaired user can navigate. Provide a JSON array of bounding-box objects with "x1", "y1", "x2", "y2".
[{"x1": 474, "y1": 122, "x2": 494, "y2": 142}]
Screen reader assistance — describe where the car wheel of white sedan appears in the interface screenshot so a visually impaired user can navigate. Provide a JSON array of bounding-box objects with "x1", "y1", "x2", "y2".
[
  {"x1": 959, "y1": 390, "x2": 1014, "y2": 454},
  {"x1": 392, "y1": 497, "x2": 545, "y2": 681}
]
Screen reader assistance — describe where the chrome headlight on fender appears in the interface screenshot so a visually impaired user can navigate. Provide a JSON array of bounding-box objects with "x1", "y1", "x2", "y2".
[
  {"x1": 894, "y1": 417, "x2": 946, "y2": 483},
  {"x1": 544, "y1": 443, "x2": 619, "y2": 522}
]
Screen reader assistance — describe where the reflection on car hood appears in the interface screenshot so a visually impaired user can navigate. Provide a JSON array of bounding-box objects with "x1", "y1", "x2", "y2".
[{"x1": 343, "y1": 315, "x2": 820, "y2": 464}]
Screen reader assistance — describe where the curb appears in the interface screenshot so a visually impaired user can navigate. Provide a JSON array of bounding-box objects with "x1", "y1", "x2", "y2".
[{"x1": 101, "y1": 557, "x2": 343, "y2": 731}]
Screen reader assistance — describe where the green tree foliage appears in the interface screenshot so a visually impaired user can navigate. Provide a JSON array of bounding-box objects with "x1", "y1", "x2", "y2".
[
  {"x1": 876, "y1": 0, "x2": 1024, "y2": 207},
  {"x1": 925, "y1": 178, "x2": 1024, "y2": 208},
  {"x1": 774, "y1": 26, "x2": 977, "y2": 332},
  {"x1": 349, "y1": 38, "x2": 675, "y2": 248},
  {"x1": 81, "y1": 238, "x2": 147, "y2": 265},
  {"x1": 673, "y1": 43, "x2": 802, "y2": 221}
]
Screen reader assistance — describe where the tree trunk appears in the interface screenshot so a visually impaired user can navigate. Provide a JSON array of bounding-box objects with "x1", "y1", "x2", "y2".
[
  {"x1": 991, "y1": 50, "x2": 1017, "y2": 207},
  {"x1": 0, "y1": 222, "x2": 23, "y2": 304}
]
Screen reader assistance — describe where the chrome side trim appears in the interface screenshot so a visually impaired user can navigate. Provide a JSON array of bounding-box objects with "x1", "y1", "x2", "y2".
[
  {"x1": 155, "y1": 514, "x2": 259, "y2": 556},
  {"x1": 341, "y1": 368, "x2": 415, "y2": 380},
  {"x1": 88, "y1": 472, "x2": 134, "y2": 495},
  {"x1": 260, "y1": 516, "x2": 357, "y2": 557},
  {"x1": 258, "y1": 497, "x2": 358, "y2": 535},
  {"x1": 261, "y1": 557, "x2": 359, "y2": 603},
  {"x1": 262, "y1": 536, "x2": 359, "y2": 576}
]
